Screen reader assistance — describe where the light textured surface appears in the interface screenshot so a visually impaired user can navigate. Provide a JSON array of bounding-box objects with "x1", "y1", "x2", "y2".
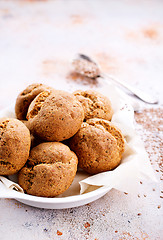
[{"x1": 0, "y1": 0, "x2": 163, "y2": 239}]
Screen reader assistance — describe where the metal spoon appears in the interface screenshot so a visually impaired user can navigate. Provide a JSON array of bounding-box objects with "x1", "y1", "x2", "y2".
[{"x1": 72, "y1": 54, "x2": 158, "y2": 104}]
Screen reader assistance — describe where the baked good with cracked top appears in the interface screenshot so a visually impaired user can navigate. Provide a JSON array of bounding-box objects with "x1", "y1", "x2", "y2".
[
  {"x1": 15, "y1": 83, "x2": 54, "y2": 120},
  {"x1": 27, "y1": 90, "x2": 84, "y2": 141},
  {"x1": 18, "y1": 142, "x2": 78, "y2": 197},
  {"x1": 0, "y1": 118, "x2": 30, "y2": 175},
  {"x1": 69, "y1": 118, "x2": 125, "y2": 174},
  {"x1": 73, "y1": 89, "x2": 113, "y2": 121}
]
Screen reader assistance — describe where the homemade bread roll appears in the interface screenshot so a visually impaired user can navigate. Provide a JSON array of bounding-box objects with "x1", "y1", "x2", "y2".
[
  {"x1": 69, "y1": 118, "x2": 125, "y2": 174},
  {"x1": 15, "y1": 83, "x2": 54, "y2": 120},
  {"x1": 27, "y1": 90, "x2": 84, "y2": 141},
  {"x1": 18, "y1": 142, "x2": 78, "y2": 197},
  {"x1": 0, "y1": 118, "x2": 30, "y2": 175},
  {"x1": 73, "y1": 90, "x2": 113, "y2": 121}
]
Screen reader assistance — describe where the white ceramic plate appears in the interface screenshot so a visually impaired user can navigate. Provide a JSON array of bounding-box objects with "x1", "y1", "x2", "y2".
[
  {"x1": 0, "y1": 84, "x2": 141, "y2": 209},
  {"x1": 0, "y1": 178, "x2": 111, "y2": 209},
  {"x1": 0, "y1": 100, "x2": 114, "y2": 209}
]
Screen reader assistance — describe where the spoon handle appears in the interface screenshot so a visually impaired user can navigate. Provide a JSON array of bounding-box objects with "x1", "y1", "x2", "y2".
[{"x1": 101, "y1": 73, "x2": 158, "y2": 104}]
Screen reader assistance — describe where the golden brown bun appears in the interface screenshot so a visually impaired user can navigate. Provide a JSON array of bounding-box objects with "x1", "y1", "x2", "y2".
[
  {"x1": 18, "y1": 142, "x2": 78, "y2": 197},
  {"x1": 27, "y1": 90, "x2": 84, "y2": 141},
  {"x1": 87, "y1": 118, "x2": 125, "y2": 157},
  {"x1": 0, "y1": 118, "x2": 30, "y2": 175},
  {"x1": 15, "y1": 83, "x2": 54, "y2": 120},
  {"x1": 69, "y1": 118, "x2": 125, "y2": 174},
  {"x1": 73, "y1": 90, "x2": 113, "y2": 121}
]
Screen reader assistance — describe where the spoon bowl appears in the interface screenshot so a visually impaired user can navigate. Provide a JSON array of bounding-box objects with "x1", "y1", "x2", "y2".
[{"x1": 72, "y1": 54, "x2": 159, "y2": 104}]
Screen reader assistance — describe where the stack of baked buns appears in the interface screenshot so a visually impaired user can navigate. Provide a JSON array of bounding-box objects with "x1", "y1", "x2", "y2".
[{"x1": 0, "y1": 83, "x2": 125, "y2": 197}]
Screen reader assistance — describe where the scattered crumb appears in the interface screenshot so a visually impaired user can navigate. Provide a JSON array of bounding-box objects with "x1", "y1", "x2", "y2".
[
  {"x1": 57, "y1": 230, "x2": 62, "y2": 236},
  {"x1": 124, "y1": 192, "x2": 128, "y2": 195},
  {"x1": 135, "y1": 109, "x2": 163, "y2": 191},
  {"x1": 138, "y1": 213, "x2": 142, "y2": 216},
  {"x1": 115, "y1": 230, "x2": 118, "y2": 233},
  {"x1": 158, "y1": 205, "x2": 161, "y2": 209},
  {"x1": 84, "y1": 222, "x2": 90, "y2": 228}
]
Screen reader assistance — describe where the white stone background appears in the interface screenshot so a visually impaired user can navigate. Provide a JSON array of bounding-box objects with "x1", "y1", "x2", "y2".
[{"x1": 0, "y1": 0, "x2": 163, "y2": 239}]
